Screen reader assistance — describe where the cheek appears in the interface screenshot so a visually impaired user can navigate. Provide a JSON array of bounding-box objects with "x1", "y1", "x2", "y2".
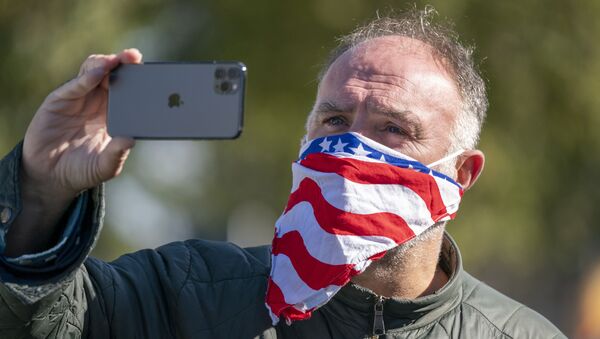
[
  {"x1": 307, "y1": 127, "x2": 331, "y2": 141},
  {"x1": 306, "y1": 115, "x2": 327, "y2": 140},
  {"x1": 430, "y1": 120, "x2": 455, "y2": 149},
  {"x1": 306, "y1": 113, "x2": 323, "y2": 140}
]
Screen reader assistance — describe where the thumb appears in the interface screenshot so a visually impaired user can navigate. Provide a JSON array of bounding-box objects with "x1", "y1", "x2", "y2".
[{"x1": 97, "y1": 137, "x2": 136, "y2": 182}]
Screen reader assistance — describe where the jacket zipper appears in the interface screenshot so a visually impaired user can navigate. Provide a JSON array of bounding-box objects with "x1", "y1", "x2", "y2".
[{"x1": 371, "y1": 295, "x2": 386, "y2": 337}]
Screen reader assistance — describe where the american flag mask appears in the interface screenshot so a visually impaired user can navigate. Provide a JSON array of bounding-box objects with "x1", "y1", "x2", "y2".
[{"x1": 265, "y1": 132, "x2": 464, "y2": 325}]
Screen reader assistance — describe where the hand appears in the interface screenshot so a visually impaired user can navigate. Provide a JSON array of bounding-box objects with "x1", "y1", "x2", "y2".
[
  {"x1": 22, "y1": 49, "x2": 142, "y2": 201},
  {"x1": 4, "y1": 49, "x2": 142, "y2": 256}
]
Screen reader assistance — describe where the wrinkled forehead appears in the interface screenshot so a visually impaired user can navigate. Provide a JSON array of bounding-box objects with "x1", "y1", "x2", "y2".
[{"x1": 321, "y1": 35, "x2": 459, "y2": 94}]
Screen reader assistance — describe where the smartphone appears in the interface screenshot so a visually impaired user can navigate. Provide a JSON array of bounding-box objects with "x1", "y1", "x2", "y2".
[{"x1": 107, "y1": 62, "x2": 246, "y2": 139}]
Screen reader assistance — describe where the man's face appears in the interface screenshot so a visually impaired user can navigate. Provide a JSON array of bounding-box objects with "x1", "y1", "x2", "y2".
[{"x1": 307, "y1": 35, "x2": 462, "y2": 166}]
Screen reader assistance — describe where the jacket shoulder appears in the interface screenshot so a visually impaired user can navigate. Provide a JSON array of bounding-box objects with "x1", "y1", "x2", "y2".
[
  {"x1": 84, "y1": 240, "x2": 273, "y2": 338},
  {"x1": 86, "y1": 240, "x2": 271, "y2": 291},
  {"x1": 460, "y1": 272, "x2": 566, "y2": 339},
  {"x1": 158, "y1": 239, "x2": 271, "y2": 282}
]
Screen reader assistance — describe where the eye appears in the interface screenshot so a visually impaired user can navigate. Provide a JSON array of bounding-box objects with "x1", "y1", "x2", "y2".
[
  {"x1": 385, "y1": 124, "x2": 406, "y2": 135},
  {"x1": 324, "y1": 116, "x2": 347, "y2": 126}
]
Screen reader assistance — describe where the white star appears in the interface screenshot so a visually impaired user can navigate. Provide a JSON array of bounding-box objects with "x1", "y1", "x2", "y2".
[
  {"x1": 350, "y1": 143, "x2": 371, "y2": 157},
  {"x1": 379, "y1": 154, "x2": 386, "y2": 162},
  {"x1": 332, "y1": 139, "x2": 348, "y2": 153},
  {"x1": 318, "y1": 138, "x2": 332, "y2": 152}
]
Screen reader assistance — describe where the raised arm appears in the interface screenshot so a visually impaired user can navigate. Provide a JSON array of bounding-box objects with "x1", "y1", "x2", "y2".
[
  {"x1": 4, "y1": 50, "x2": 141, "y2": 256},
  {"x1": 0, "y1": 51, "x2": 274, "y2": 338},
  {"x1": 0, "y1": 50, "x2": 141, "y2": 338}
]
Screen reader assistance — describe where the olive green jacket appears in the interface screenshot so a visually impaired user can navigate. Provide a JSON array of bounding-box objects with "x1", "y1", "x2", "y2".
[{"x1": 0, "y1": 144, "x2": 566, "y2": 338}]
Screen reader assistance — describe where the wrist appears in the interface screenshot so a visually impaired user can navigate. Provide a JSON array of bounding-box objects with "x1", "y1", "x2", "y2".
[
  {"x1": 3, "y1": 165, "x2": 77, "y2": 257},
  {"x1": 20, "y1": 162, "x2": 77, "y2": 212}
]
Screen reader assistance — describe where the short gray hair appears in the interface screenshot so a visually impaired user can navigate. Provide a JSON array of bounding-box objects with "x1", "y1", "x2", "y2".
[{"x1": 315, "y1": 6, "x2": 488, "y2": 151}]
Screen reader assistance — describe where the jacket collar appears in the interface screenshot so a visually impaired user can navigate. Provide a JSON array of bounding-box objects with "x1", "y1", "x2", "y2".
[{"x1": 324, "y1": 232, "x2": 464, "y2": 332}]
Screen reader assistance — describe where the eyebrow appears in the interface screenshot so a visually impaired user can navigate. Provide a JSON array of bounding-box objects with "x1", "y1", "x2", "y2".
[
  {"x1": 314, "y1": 101, "x2": 424, "y2": 139},
  {"x1": 377, "y1": 109, "x2": 424, "y2": 139},
  {"x1": 315, "y1": 102, "x2": 345, "y2": 113}
]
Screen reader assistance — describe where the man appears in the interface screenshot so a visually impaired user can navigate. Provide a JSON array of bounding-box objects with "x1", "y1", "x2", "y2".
[{"x1": 0, "y1": 8, "x2": 564, "y2": 338}]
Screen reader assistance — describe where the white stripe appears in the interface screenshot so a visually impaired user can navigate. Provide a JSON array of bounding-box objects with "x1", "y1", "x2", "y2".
[
  {"x1": 276, "y1": 202, "x2": 397, "y2": 265},
  {"x1": 328, "y1": 153, "x2": 389, "y2": 164},
  {"x1": 290, "y1": 154, "x2": 384, "y2": 192},
  {"x1": 432, "y1": 176, "x2": 461, "y2": 216},
  {"x1": 271, "y1": 253, "x2": 344, "y2": 310},
  {"x1": 291, "y1": 163, "x2": 435, "y2": 232}
]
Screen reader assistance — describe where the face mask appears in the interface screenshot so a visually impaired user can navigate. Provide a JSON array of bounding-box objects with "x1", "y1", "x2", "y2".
[{"x1": 265, "y1": 132, "x2": 464, "y2": 325}]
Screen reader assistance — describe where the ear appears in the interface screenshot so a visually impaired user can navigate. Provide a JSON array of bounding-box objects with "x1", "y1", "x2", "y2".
[{"x1": 455, "y1": 150, "x2": 485, "y2": 190}]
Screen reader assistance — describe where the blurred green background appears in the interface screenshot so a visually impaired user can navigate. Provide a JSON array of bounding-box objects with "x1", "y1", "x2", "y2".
[{"x1": 1, "y1": 0, "x2": 599, "y2": 335}]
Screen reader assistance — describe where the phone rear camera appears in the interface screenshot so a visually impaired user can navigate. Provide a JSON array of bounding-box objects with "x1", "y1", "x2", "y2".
[
  {"x1": 220, "y1": 81, "x2": 231, "y2": 92},
  {"x1": 215, "y1": 68, "x2": 226, "y2": 79},
  {"x1": 227, "y1": 67, "x2": 241, "y2": 79}
]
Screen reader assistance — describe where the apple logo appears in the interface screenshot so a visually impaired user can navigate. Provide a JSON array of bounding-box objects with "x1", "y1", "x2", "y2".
[{"x1": 168, "y1": 93, "x2": 184, "y2": 108}]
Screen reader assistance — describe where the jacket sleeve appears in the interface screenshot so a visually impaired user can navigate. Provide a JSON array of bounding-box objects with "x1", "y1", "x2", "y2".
[{"x1": 0, "y1": 142, "x2": 106, "y2": 338}]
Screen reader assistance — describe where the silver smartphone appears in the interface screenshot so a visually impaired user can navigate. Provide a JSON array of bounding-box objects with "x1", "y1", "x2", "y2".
[{"x1": 108, "y1": 62, "x2": 246, "y2": 139}]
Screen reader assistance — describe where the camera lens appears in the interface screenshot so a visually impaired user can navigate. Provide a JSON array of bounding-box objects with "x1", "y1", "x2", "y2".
[
  {"x1": 220, "y1": 81, "x2": 231, "y2": 92},
  {"x1": 215, "y1": 68, "x2": 226, "y2": 79},
  {"x1": 227, "y1": 67, "x2": 241, "y2": 79}
]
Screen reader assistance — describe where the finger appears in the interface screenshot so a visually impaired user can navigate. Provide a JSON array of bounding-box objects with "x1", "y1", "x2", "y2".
[
  {"x1": 53, "y1": 67, "x2": 107, "y2": 100},
  {"x1": 78, "y1": 54, "x2": 113, "y2": 77},
  {"x1": 52, "y1": 54, "x2": 115, "y2": 100},
  {"x1": 55, "y1": 49, "x2": 143, "y2": 100},
  {"x1": 116, "y1": 48, "x2": 143, "y2": 65},
  {"x1": 101, "y1": 48, "x2": 144, "y2": 90},
  {"x1": 97, "y1": 137, "x2": 136, "y2": 182},
  {"x1": 79, "y1": 48, "x2": 142, "y2": 77},
  {"x1": 96, "y1": 48, "x2": 143, "y2": 77}
]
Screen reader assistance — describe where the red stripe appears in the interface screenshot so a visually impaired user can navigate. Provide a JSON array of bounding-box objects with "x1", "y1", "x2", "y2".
[
  {"x1": 299, "y1": 153, "x2": 451, "y2": 220},
  {"x1": 272, "y1": 231, "x2": 360, "y2": 290},
  {"x1": 284, "y1": 178, "x2": 416, "y2": 243},
  {"x1": 265, "y1": 278, "x2": 292, "y2": 315},
  {"x1": 368, "y1": 251, "x2": 387, "y2": 261},
  {"x1": 284, "y1": 305, "x2": 315, "y2": 322}
]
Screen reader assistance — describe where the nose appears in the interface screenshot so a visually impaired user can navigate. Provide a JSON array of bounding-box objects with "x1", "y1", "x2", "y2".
[{"x1": 347, "y1": 111, "x2": 376, "y2": 141}]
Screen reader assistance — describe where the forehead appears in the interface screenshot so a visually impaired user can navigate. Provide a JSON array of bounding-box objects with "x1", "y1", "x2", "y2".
[{"x1": 319, "y1": 35, "x2": 461, "y2": 113}]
